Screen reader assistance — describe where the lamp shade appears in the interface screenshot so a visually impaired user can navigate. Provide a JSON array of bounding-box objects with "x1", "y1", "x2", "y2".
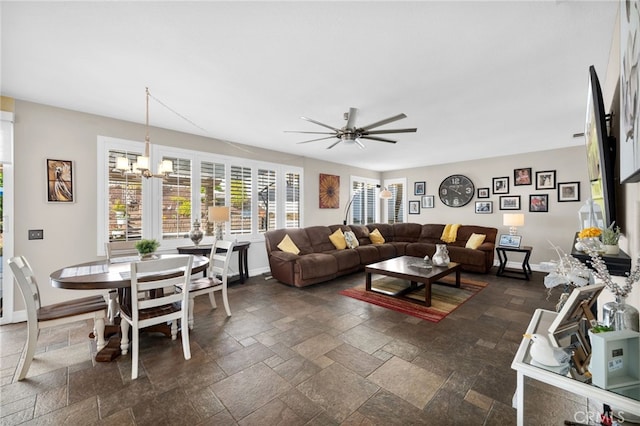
[
  {"x1": 208, "y1": 206, "x2": 230, "y2": 222},
  {"x1": 379, "y1": 188, "x2": 392, "y2": 199},
  {"x1": 503, "y1": 213, "x2": 524, "y2": 227}
]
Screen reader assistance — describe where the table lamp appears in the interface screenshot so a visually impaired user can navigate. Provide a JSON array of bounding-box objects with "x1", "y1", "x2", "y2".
[
  {"x1": 503, "y1": 213, "x2": 524, "y2": 236},
  {"x1": 208, "y1": 206, "x2": 230, "y2": 240}
]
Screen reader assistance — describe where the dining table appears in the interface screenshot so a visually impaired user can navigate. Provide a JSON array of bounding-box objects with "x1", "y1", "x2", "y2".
[{"x1": 50, "y1": 254, "x2": 209, "y2": 361}]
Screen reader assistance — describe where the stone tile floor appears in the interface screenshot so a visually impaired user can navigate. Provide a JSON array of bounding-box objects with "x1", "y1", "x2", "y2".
[{"x1": 0, "y1": 269, "x2": 606, "y2": 425}]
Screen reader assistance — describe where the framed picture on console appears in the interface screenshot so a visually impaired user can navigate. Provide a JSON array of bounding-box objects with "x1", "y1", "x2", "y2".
[{"x1": 498, "y1": 234, "x2": 521, "y2": 248}]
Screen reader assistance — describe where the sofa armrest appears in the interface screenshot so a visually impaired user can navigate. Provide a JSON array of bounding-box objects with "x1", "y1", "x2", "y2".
[
  {"x1": 270, "y1": 251, "x2": 300, "y2": 262},
  {"x1": 268, "y1": 251, "x2": 300, "y2": 286},
  {"x1": 476, "y1": 242, "x2": 495, "y2": 252}
]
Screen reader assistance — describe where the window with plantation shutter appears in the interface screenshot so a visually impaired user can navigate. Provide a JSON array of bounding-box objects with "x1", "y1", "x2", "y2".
[
  {"x1": 285, "y1": 172, "x2": 301, "y2": 228},
  {"x1": 349, "y1": 176, "x2": 380, "y2": 225},
  {"x1": 161, "y1": 156, "x2": 192, "y2": 240},
  {"x1": 230, "y1": 165, "x2": 252, "y2": 235},
  {"x1": 384, "y1": 178, "x2": 406, "y2": 223}
]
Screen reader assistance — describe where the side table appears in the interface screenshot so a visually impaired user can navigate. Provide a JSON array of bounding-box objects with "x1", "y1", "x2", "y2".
[
  {"x1": 177, "y1": 240, "x2": 251, "y2": 283},
  {"x1": 496, "y1": 245, "x2": 532, "y2": 280}
]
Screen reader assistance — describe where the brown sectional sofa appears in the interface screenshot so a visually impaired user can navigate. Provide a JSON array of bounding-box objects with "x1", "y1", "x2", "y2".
[{"x1": 264, "y1": 223, "x2": 497, "y2": 287}]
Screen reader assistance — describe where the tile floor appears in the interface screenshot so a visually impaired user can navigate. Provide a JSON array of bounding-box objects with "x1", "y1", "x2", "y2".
[{"x1": 0, "y1": 269, "x2": 606, "y2": 425}]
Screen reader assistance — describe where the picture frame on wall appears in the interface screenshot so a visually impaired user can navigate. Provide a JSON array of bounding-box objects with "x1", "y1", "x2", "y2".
[
  {"x1": 475, "y1": 201, "x2": 493, "y2": 214},
  {"x1": 535, "y1": 170, "x2": 556, "y2": 190},
  {"x1": 409, "y1": 200, "x2": 420, "y2": 214},
  {"x1": 47, "y1": 159, "x2": 74, "y2": 203},
  {"x1": 421, "y1": 195, "x2": 434, "y2": 209},
  {"x1": 492, "y1": 177, "x2": 509, "y2": 194},
  {"x1": 318, "y1": 173, "x2": 340, "y2": 208},
  {"x1": 477, "y1": 187, "x2": 490, "y2": 198},
  {"x1": 414, "y1": 181, "x2": 426, "y2": 196},
  {"x1": 499, "y1": 195, "x2": 520, "y2": 210},
  {"x1": 514, "y1": 168, "x2": 532, "y2": 186},
  {"x1": 558, "y1": 181, "x2": 580, "y2": 202},
  {"x1": 620, "y1": 6, "x2": 640, "y2": 183},
  {"x1": 529, "y1": 194, "x2": 549, "y2": 212}
]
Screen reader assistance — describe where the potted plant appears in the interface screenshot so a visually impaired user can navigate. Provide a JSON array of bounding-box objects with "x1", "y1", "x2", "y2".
[
  {"x1": 135, "y1": 239, "x2": 160, "y2": 260},
  {"x1": 113, "y1": 199, "x2": 128, "y2": 225},
  {"x1": 601, "y1": 222, "x2": 621, "y2": 255}
]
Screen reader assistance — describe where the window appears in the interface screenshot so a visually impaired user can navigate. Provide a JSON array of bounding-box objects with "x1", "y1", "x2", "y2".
[
  {"x1": 349, "y1": 176, "x2": 380, "y2": 225},
  {"x1": 384, "y1": 178, "x2": 406, "y2": 223},
  {"x1": 98, "y1": 136, "x2": 304, "y2": 254}
]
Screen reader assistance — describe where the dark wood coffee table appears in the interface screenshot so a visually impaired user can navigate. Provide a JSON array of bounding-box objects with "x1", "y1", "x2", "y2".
[{"x1": 365, "y1": 256, "x2": 461, "y2": 307}]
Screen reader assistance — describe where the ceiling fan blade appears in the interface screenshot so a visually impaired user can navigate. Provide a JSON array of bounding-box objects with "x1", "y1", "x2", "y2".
[
  {"x1": 285, "y1": 130, "x2": 336, "y2": 135},
  {"x1": 300, "y1": 116, "x2": 341, "y2": 132},
  {"x1": 360, "y1": 135, "x2": 397, "y2": 144},
  {"x1": 345, "y1": 107, "x2": 358, "y2": 129},
  {"x1": 296, "y1": 136, "x2": 338, "y2": 144},
  {"x1": 326, "y1": 140, "x2": 342, "y2": 149},
  {"x1": 359, "y1": 113, "x2": 407, "y2": 131},
  {"x1": 354, "y1": 139, "x2": 366, "y2": 149},
  {"x1": 363, "y1": 128, "x2": 417, "y2": 135}
]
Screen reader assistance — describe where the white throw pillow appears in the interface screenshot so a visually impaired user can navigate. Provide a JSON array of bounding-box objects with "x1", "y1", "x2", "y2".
[{"x1": 344, "y1": 231, "x2": 360, "y2": 249}]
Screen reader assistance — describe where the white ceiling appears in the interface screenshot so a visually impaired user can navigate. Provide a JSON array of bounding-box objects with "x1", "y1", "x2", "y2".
[{"x1": 1, "y1": 1, "x2": 619, "y2": 171}]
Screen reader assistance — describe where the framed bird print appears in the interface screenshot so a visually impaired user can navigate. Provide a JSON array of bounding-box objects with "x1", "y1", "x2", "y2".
[{"x1": 47, "y1": 159, "x2": 75, "y2": 202}]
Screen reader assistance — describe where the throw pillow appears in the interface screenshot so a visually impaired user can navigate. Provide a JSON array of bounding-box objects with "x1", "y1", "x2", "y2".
[
  {"x1": 277, "y1": 234, "x2": 300, "y2": 255},
  {"x1": 465, "y1": 233, "x2": 486, "y2": 249},
  {"x1": 329, "y1": 228, "x2": 347, "y2": 250},
  {"x1": 369, "y1": 228, "x2": 385, "y2": 244},
  {"x1": 344, "y1": 231, "x2": 360, "y2": 249}
]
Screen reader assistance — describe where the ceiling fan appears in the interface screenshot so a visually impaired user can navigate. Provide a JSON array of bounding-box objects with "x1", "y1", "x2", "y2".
[{"x1": 286, "y1": 107, "x2": 417, "y2": 149}]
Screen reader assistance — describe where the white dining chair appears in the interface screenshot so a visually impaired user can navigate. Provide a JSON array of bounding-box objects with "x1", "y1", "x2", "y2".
[
  {"x1": 8, "y1": 255, "x2": 108, "y2": 381},
  {"x1": 119, "y1": 255, "x2": 193, "y2": 380},
  {"x1": 104, "y1": 241, "x2": 139, "y2": 322},
  {"x1": 177, "y1": 239, "x2": 235, "y2": 329}
]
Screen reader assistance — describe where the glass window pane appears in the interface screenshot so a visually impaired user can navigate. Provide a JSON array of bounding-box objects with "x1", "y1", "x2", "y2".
[
  {"x1": 162, "y1": 156, "x2": 192, "y2": 240},
  {"x1": 285, "y1": 172, "x2": 300, "y2": 228},
  {"x1": 387, "y1": 183, "x2": 404, "y2": 223},
  {"x1": 230, "y1": 165, "x2": 251, "y2": 235},
  {"x1": 108, "y1": 150, "x2": 143, "y2": 242},
  {"x1": 258, "y1": 169, "x2": 276, "y2": 233},
  {"x1": 201, "y1": 161, "x2": 225, "y2": 236}
]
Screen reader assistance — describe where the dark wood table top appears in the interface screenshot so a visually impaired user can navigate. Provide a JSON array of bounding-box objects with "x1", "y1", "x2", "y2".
[
  {"x1": 50, "y1": 254, "x2": 209, "y2": 290},
  {"x1": 365, "y1": 255, "x2": 460, "y2": 280}
]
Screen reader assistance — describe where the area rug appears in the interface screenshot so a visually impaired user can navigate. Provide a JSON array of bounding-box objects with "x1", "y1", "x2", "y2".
[{"x1": 339, "y1": 276, "x2": 488, "y2": 322}]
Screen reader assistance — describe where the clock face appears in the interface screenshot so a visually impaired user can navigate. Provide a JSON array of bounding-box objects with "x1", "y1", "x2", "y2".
[{"x1": 439, "y1": 174, "x2": 475, "y2": 207}]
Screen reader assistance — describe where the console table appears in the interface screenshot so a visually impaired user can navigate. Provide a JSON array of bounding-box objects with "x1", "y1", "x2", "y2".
[
  {"x1": 512, "y1": 309, "x2": 640, "y2": 425},
  {"x1": 177, "y1": 241, "x2": 251, "y2": 283},
  {"x1": 570, "y1": 233, "x2": 631, "y2": 277},
  {"x1": 496, "y1": 245, "x2": 532, "y2": 280}
]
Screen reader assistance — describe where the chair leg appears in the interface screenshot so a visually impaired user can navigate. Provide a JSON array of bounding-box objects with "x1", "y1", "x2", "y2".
[
  {"x1": 94, "y1": 316, "x2": 106, "y2": 351},
  {"x1": 16, "y1": 322, "x2": 40, "y2": 381},
  {"x1": 131, "y1": 326, "x2": 139, "y2": 380},
  {"x1": 181, "y1": 311, "x2": 191, "y2": 360},
  {"x1": 208, "y1": 291, "x2": 217, "y2": 309},
  {"x1": 120, "y1": 320, "x2": 130, "y2": 355},
  {"x1": 107, "y1": 290, "x2": 119, "y2": 324},
  {"x1": 171, "y1": 320, "x2": 178, "y2": 341},
  {"x1": 188, "y1": 297, "x2": 195, "y2": 330},
  {"x1": 222, "y1": 286, "x2": 231, "y2": 317}
]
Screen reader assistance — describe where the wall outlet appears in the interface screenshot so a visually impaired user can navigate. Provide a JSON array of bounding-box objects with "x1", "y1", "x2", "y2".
[{"x1": 28, "y1": 229, "x2": 43, "y2": 240}]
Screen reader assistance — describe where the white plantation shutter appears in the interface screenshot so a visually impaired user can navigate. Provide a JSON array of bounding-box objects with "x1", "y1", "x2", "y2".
[{"x1": 0, "y1": 112, "x2": 14, "y2": 164}]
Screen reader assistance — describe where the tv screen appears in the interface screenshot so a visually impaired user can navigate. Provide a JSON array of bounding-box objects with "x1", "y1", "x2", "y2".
[{"x1": 585, "y1": 65, "x2": 616, "y2": 228}]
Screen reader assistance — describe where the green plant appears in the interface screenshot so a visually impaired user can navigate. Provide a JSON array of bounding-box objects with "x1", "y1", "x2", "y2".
[
  {"x1": 135, "y1": 239, "x2": 159, "y2": 254},
  {"x1": 601, "y1": 222, "x2": 621, "y2": 245},
  {"x1": 112, "y1": 199, "x2": 126, "y2": 214},
  {"x1": 590, "y1": 324, "x2": 613, "y2": 333}
]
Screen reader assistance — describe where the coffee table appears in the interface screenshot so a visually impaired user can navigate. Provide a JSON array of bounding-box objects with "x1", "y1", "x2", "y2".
[{"x1": 365, "y1": 256, "x2": 461, "y2": 307}]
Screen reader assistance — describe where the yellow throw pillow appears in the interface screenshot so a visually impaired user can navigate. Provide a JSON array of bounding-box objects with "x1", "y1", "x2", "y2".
[
  {"x1": 329, "y1": 228, "x2": 347, "y2": 250},
  {"x1": 465, "y1": 233, "x2": 486, "y2": 249},
  {"x1": 277, "y1": 234, "x2": 300, "y2": 255},
  {"x1": 369, "y1": 228, "x2": 385, "y2": 244}
]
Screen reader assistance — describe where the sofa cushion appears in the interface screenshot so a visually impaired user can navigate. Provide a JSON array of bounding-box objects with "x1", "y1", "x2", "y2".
[
  {"x1": 392, "y1": 223, "x2": 423, "y2": 242},
  {"x1": 296, "y1": 253, "x2": 338, "y2": 280},
  {"x1": 344, "y1": 231, "x2": 360, "y2": 249},
  {"x1": 419, "y1": 224, "x2": 446, "y2": 242},
  {"x1": 277, "y1": 234, "x2": 300, "y2": 255},
  {"x1": 465, "y1": 233, "x2": 486, "y2": 249},
  {"x1": 329, "y1": 228, "x2": 347, "y2": 250},
  {"x1": 306, "y1": 226, "x2": 336, "y2": 252},
  {"x1": 355, "y1": 245, "x2": 380, "y2": 264},
  {"x1": 369, "y1": 228, "x2": 385, "y2": 244},
  {"x1": 348, "y1": 225, "x2": 371, "y2": 245},
  {"x1": 373, "y1": 243, "x2": 397, "y2": 260},
  {"x1": 329, "y1": 249, "x2": 361, "y2": 272}
]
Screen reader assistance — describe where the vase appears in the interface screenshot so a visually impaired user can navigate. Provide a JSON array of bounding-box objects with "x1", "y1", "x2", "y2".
[
  {"x1": 189, "y1": 219, "x2": 203, "y2": 246},
  {"x1": 603, "y1": 244, "x2": 619, "y2": 255},
  {"x1": 432, "y1": 244, "x2": 450, "y2": 266},
  {"x1": 139, "y1": 252, "x2": 155, "y2": 261},
  {"x1": 602, "y1": 295, "x2": 640, "y2": 332}
]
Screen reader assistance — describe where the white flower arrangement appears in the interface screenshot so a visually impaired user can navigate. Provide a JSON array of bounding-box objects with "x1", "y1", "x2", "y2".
[
  {"x1": 581, "y1": 238, "x2": 640, "y2": 298},
  {"x1": 543, "y1": 242, "x2": 594, "y2": 310}
]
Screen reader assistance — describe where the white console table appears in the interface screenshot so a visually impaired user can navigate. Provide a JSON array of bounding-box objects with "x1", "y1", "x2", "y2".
[{"x1": 511, "y1": 309, "x2": 640, "y2": 425}]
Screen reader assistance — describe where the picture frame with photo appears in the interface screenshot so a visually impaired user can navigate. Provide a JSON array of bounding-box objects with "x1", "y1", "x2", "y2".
[
  {"x1": 477, "y1": 187, "x2": 489, "y2": 198},
  {"x1": 414, "y1": 181, "x2": 426, "y2": 196},
  {"x1": 514, "y1": 167, "x2": 532, "y2": 186},
  {"x1": 529, "y1": 194, "x2": 549, "y2": 212},
  {"x1": 409, "y1": 200, "x2": 420, "y2": 214},
  {"x1": 558, "y1": 181, "x2": 580, "y2": 202},
  {"x1": 492, "y1": 177, "x2": 509, "y2": 194},
  {"x1": 421, "y1": 195, "x2": 434, "y2": 209},
  {"x1": 475, "y1": 201, "x2": 493, "y2": 214},
  {"x1": 498, "y1": 234, "x2": 522, "y2": 248},
  {"x1": 535, "y1": 170, "x2": 556, "y2": 190},
  {"x1": 47, "y1": 159, "x2": 75, "y2": 203},
  {"x1": 499, "y1": 195, "x2": 520, "y2": 210}
]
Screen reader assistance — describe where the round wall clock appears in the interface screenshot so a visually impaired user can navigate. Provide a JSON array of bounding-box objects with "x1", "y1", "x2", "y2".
[{"x1": 438, "y1": 174, "x2": 475, "y2": 207}]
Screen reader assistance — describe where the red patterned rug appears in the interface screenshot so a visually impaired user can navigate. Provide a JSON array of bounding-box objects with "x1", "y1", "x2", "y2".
[{"x1": 339, "y1": 276, "x2": 488, "y2": 322}]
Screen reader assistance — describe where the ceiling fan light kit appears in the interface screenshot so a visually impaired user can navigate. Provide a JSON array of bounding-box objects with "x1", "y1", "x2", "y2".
[{"x1": 286, "y1": 107, "x2": 417, "y2": 149}]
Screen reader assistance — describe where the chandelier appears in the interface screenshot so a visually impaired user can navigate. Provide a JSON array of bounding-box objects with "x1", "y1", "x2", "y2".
[{"x1": 114, "y1": 87, "x2": 173, "y2": 179}]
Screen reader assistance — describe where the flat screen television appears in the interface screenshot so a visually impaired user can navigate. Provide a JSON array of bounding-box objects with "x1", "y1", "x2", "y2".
[{"x1": 585, "y1": 65, "x2": 617, "y2": 228}]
